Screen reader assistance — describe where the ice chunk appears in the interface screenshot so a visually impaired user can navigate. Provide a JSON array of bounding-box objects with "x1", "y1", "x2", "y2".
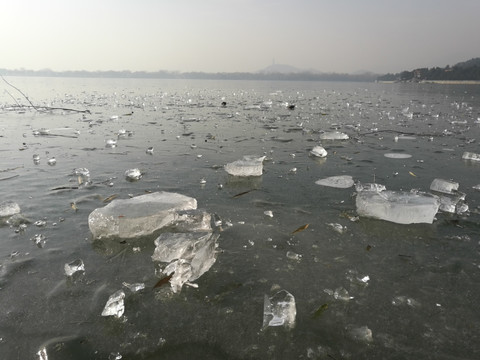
[
  {"x1": 125, "y1": 168, "x2": 142, "y2": 181},
  {"x1": 224, "y1": 155, "x2": 266, "y2": 177},
  {"x1": 355, "y1": 182, "x2": 386, "y2": 192},
  {"x1": 384, "y1": 153, "x2": 412, "y2": 159},
  {"x1": 262, "y1": 290, "x2": 296, "y2": 329},
  {"x1": 73, "y1": 168, "x2": 91, "y2": 185},
  {"x1": 0, "y1": 201, "x2": 21, "y2": 217},
  {"x1": 152, "y1": 232, "x2": 219, "y2": 292},
  {"x1": 315, "y1": 175, "x2": 354, "y2": 188},
  {"x1": 437, "y1": 193, "x2": 468, "y2": 214},
  {"x1": 64, "y1": 259, "x2": 85, "y2": 277},
  {"x1": 166, "y1": 209, "x2": 213, "y2": 233},
  {"x1": 310, "y1": 145, "x2": 327, "y2": 158},
  {"x1": 430, "y1": 178, "x2": 459, "y2": 194},
  {"x1": 347, "y1": 325, "x2": 373, "y2": 343},
  {"x1": 319, "y1": 131, "x2": 349, "y2": 140},
  {"x1": 101, "y1": 290, "x2": 125, "y2": 318},
  {"x1": 88, "y1": 192, "x2": 197, "y2": 239},
  {"x1": 122, "y1": 282, "x2": 145, "y2": 293},
  {"x1": 462, "y1": 151, "x2": 480, "y2": 161},
  {"x1": 356, "y1": 190, "x2": 440, "y2": 224}
]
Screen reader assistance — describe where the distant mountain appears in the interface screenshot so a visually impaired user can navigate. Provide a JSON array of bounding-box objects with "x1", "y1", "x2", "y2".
[
  {"x1": 258, "y1": 63, "x2": 304, "y2": 74},
  {"x1": 454, "y1": 57, "x2": 480, "y2": 69}
]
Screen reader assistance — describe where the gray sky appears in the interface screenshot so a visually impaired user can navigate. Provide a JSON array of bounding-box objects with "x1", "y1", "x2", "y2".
[{"x1": 2, "y1": 0, "x2": 479, "y2": 74}]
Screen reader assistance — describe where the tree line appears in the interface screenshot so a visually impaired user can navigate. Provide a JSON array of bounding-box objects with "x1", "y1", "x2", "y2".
[{"x1": 377, "y1": 57, "x2": 480, "y2": 82}]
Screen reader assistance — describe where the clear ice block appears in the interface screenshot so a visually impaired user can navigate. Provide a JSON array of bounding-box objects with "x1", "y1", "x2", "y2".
[
  {"x1": 262, "y1": 290, "x2": 296, "y2": 329},
  {"x1": 88, "y1": 192, "x2": 197, "y2": 239},
  {"x1": 224, "y1": 155, "x2": 266, "y2": 176},
  {"x1": 356, "y1": 190, "x2": 440, "y2": 224},
  {"x1": 430, "y1": 178, "x2": 459, "y2": 194}
]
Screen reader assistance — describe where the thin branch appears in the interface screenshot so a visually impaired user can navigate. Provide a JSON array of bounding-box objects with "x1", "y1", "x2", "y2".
[{"x1": 1, "y1": 75, "x2": 91, "y2": 114}]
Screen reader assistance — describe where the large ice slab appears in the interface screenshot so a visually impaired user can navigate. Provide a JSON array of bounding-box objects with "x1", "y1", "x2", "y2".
[
  {"x1": 356, "y1": 189, "x2": 440, "y2": 224},
  {"x1": 88, "y1": 192, "x2": 197, "y2": 239},
  {"x1": 152, "y1": 232, "x2": 219, "y2": 292},
  {"x1": 224, "y1": 155, "x2": 266, "y2": 176}
]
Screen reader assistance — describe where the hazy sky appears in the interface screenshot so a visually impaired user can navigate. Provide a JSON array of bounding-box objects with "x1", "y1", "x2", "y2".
[{"x1": 2, "y1": 0, "x2": 479, "y2": 74}]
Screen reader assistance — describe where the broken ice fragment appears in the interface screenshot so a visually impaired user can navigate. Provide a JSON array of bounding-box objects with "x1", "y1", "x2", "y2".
[
  {"x1": 125, "y1": 168, "x2": 142, "y2": 181},
  {"x1": 122, "y1": 282, "x2": 145, "y2": 293},
  {"x1": 101, "y1": 290, "x2": 125, "y2": 318},
  {"x1": 319, "y1": 131, "x2": 349, "y2": 140},
  {"x1": 152, "y1": 232, "x2": 219, "y2": 292},
  {"x1": 334, "y1": 287, "x2": 354, "y2": 301},
  {"x1": 262, "y1": 290, "x2": 296, "y2": 329},
  {"x1": 47, "y1": 157, "x2": 56, "y2": 166},
  {"x1": 310, "y1": 145, "x2": 327, "y2": 158},
  {"x1": 384, "y1": 153, "x2": 412, "y2": 159},
  {"x1": 347, "y1": 325, "x2": 373, "y2": 343},
  {"x1": 315, "y1": 175, "x2": 354, "y2": 188},
  {"x1": 105, "y1": 139, "x2": 117, "y2": 148},
  {"x1": 462, "y1": 151, "x2": 480, "y2": 161},
  {"x1": 88, "y1": 192, "x2": 197, "y2": 239},
  {"x1": 430, "y1": 178, "x2": 459, "y2": 195},
  {"x1": 224, "y1": 155, "x2": 266, "y2": 177},
  {"x1": 0, "y1": 201, "x2": 21, "y2": 217},
  {"x1": 356, "y1": 189, "x2": 440, "y2": 224},
  {"x1": 64, "y1": 259, "x2": 85, "y2": 277}
]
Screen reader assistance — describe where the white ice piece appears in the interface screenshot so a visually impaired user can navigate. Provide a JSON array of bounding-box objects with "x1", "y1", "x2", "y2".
[
  {"x1": 384, "y1": 153, "x2": 412, "y2": 159},
  {"x1": 319, "y1": 131, "x2": 349, "y2": 140},
  {"x1": 125, "y1": 168, "x2": 142, "y2": 181},
  {"x1": 0, "y1": 201, "x2": 21, "y2": 217},
  {"x1": 224, "y1": 155, "x2": 266, "y2": 177},
  {"x1": 356, "y1": 190, "x2": 440, "y2": 224},
  {"x1": 101, "y1": 290, "x2": 125, "y2": 318},
  {"x1": 88, "y1": 192, "x2": 197, "y2": 239},
  {"x1": 315, "y1": 175, "x2": 354, "y2": 188},
  {"x1": 462, "y1": 151, "x2": 480, "y2": 161},
  {"x1": 310, "y1": 145, "x2": 328, "y2": 158},
  {"x1": 262, "y1": 290, "x2": 296, "y2": 329},
  {"x1": 64, "y1": 259, "x2": 85, "y2": 277}
]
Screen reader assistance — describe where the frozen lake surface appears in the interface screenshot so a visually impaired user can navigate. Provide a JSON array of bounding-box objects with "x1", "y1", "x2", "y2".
[{"x1": 1, "y1": 77, "x2": 480, "y2": 359}]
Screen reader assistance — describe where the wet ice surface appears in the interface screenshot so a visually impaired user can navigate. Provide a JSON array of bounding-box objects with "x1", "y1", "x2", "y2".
[{"x1": 1, "y1": 77, "x2": 480, "y2": 359}]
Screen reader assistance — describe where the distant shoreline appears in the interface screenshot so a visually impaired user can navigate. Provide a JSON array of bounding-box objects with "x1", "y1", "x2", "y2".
[{"x1": 378, "y1": 80, "x2": 480, "y2": 85}]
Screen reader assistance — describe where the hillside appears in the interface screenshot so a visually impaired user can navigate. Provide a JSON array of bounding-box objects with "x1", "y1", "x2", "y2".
[{"x1": 377, "y1": 57, "x2": 480, "y2": 82}]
